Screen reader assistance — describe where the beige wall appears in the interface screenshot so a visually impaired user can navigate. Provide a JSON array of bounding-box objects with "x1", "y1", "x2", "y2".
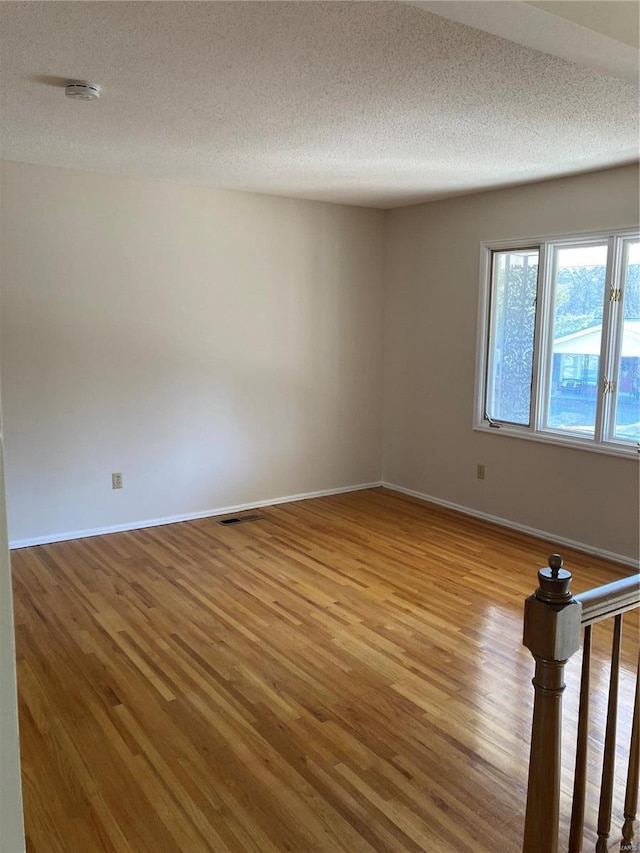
[
  {"x1": 2, "y1": 160, "x2": 638, "y2": 561},
  {"x1": 383, "y1": 164, "x2": 640, "y2": 562},
  {"x1": 0, "y1": 161, "x2": 385, "y2": 544}
]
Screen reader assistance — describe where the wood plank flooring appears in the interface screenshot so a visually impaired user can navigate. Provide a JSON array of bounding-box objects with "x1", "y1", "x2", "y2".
[{"x1": 10, "y1": 487, "x2": 639, "y2": 853}]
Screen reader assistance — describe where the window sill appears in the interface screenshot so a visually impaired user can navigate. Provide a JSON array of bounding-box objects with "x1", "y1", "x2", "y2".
[{"x1": 473, "y1": 422, "x2": 639, "y2": 460}]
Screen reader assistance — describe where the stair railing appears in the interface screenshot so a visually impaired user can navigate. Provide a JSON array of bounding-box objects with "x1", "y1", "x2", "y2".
[{"x1": 522, "y1": 555, "x2": 640, "y2": 853}]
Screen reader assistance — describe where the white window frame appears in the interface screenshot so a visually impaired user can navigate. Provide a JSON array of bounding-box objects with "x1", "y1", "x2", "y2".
[{"x1": 474, "y1": 227, "x2": 640, "y2": 459}]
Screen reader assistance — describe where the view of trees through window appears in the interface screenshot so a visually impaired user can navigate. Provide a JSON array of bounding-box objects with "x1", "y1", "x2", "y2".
[
  {"x1": 547, "y1": 243, "x2": 608, "y2": 437},
  {"x1": 484, "y1": 235, "x2": 640, "y2": 446},
  {"x1": 486, "y1": 249, "x2": 538, "y2": 426}
]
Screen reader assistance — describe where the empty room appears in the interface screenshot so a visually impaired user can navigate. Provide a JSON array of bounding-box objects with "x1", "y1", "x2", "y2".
[{"x1": 0, "y1": 2, "x2": 639, "y2": 852}]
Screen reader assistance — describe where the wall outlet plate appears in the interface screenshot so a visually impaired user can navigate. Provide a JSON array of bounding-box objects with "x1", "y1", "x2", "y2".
[{"x1": 112, "y1": 472, "x2": 123, "y2": 489}]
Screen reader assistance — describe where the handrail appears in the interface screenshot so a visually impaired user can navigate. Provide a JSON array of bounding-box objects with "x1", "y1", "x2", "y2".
[
  {"x1": 575, "y1": 574, "x2": 640, "y2": 627},
  {"x1": 522, "y1": 556, "x2": 640, "y2": 853},
  {"x1": 522, "y1": 555, "x2": 582, "y2": 853}
]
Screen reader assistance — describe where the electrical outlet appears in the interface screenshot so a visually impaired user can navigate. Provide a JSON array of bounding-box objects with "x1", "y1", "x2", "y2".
[
  {"x1": 112, "y1": 472, "x2": 123, "y2": 490},
  {"x1": 477, "y1": 464, "x2": 485, "y2": 480}
]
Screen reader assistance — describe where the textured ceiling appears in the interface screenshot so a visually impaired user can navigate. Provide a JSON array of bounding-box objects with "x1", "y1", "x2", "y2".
[{"x1": 0, "y1": 1, "x2": 638, "y2": 208}]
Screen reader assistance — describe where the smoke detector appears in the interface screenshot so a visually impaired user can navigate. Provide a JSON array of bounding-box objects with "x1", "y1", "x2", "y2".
[{"x1": 65, "y1": 81, "x2": 100, "y2": 101}]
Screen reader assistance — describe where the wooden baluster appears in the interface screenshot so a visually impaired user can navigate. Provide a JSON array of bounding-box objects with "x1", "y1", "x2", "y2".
[
  {"x1": 568, "y1": 624, "x2": 592, "y2": 853},
  {"x1": 595, "y1": 614, "x2": 622, "y2": 853},
  {"x1": 522, "y1": 555, "x2": 582, "y2": 853},
  {"x1": 621, "y1": 655, "x2": 640, "y2": 853}
]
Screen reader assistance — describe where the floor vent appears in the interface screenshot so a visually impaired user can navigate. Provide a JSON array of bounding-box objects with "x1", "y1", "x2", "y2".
[{"x1": 218, "y1": 514, "x2": 264, "y2": 526}]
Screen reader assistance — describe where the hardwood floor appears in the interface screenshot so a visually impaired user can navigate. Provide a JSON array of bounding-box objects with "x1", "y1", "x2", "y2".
[{"x1": 10, "y1": 487, "x2": 638, "y2": 853}]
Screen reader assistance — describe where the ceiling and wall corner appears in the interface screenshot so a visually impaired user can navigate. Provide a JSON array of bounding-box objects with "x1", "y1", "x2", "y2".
[
  {"x1": 525, "y1": 1, "x2": 640, "y2": 49},
  {"x1": 0, "y1": 1, "x2": 637, "y2": 208},
  {"x1": 412, "y1": 0, "x2": 639, "y2": 83}
]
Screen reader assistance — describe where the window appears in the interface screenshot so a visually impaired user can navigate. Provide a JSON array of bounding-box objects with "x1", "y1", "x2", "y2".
[{"x1": 476, "y1": 230, "x2": 640, "y2": 456}]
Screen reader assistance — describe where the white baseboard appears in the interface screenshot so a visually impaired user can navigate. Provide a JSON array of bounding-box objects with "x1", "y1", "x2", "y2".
[
  {"x1": 12, "y1": 480, "x2": 638, "y2": 569},
  {"x1": 9, "y1": 481, "x2": 383, "y2": 550},
  {"x1": 383, "y1": 482, "x2": 639, "y2": 569}
]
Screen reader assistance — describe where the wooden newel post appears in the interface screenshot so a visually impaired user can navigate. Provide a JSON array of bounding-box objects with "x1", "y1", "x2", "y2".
[{"x1": 522, "y1": 554, "x2": 582, "y2": 853}]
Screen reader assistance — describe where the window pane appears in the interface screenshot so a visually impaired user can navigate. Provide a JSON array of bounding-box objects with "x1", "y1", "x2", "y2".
[
  {"x1": 546, "y1": 243, "x2": 607, "y2": 437},
  {"x1": 613, "y1": 240, "x2": 640, "y2": 442},
  {"x1": 486, "y1": 248, "x2": 538, "y2": 425}
]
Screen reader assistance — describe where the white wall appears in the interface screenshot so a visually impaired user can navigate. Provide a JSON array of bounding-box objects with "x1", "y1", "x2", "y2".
[
  {"x1": 383, "y1": 164, "x2": 640, "y2": 563},
  {"x1": 0, "y1": 161, "x2": 385, "y2": 545}
]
